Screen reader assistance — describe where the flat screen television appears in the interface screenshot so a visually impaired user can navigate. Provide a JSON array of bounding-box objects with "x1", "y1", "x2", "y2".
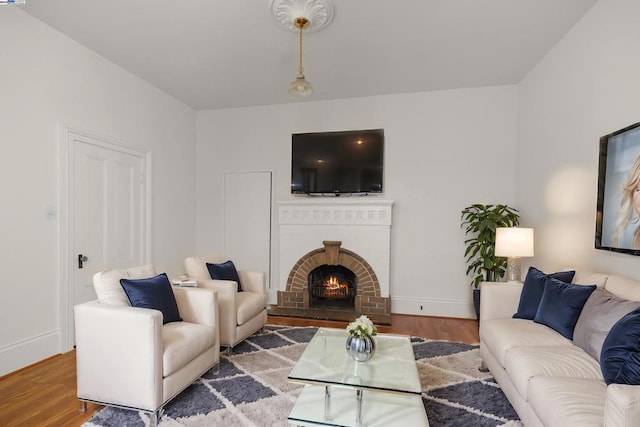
[
  {"x1": 595, "y1": 121, "x2": 640, "y2": 255},
  {"x1": 291, "y1": 128, "x2": 384, "y2": 195}
]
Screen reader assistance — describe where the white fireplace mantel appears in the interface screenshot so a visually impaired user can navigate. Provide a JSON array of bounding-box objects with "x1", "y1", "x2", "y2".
[
  {"x1": 278, "y1": 199, "x2": 393, "y2": 226},
  {"x1": 277, "y1": 199, "x2": 394, "y2": 300}
]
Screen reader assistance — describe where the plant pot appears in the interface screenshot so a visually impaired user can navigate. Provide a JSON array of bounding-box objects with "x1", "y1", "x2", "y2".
[
  {"x1": 473, "y1": 289, "x2": 481, "y2": 320},
  {"x1": 346, "y1": 335, "x2": 376, "y2": 362}
]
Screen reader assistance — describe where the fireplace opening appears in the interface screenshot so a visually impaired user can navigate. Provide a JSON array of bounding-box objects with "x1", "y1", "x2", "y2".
[{"x1": 309, "y1": 264, "x2": 356, "y2": 310}]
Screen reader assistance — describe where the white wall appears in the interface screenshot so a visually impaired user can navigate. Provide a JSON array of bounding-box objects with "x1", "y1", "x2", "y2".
[
  {"x1": 517, "y1": 0, "x2": 640, "y2": 278},
  {"x1": 196, "y1": 86, "x2": 518, "y2": 318},
  {"x1": 0, "y1": 9, "x2": 197, "y2": 375}
]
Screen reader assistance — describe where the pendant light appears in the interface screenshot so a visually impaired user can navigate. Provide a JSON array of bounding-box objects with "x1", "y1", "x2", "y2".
[
  {"x1": 270, "y1": 0, "x2": 334, "y2": 98},
  {"x1": 289, "y1": 17, "x2": 313, "y2": 97}
]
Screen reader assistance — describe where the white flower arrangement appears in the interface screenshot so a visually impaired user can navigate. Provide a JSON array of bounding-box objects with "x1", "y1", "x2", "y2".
[{"x1": 346, "y1": 315, "x2": 378, "y2": 338}]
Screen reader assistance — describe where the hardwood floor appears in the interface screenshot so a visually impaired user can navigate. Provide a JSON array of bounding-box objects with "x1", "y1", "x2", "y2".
[{"x1": 0, "y1": 314, "x2": 478, "y2": 426}]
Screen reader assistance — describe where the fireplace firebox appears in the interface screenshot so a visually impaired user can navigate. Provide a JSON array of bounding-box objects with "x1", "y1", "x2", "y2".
[{"x1": 309, "y1": 265, "x2": 356, "y2": 309}]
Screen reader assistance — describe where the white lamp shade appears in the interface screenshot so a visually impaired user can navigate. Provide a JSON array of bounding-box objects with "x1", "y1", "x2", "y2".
[{"x1": 495, "y1": 227, "x2": 534, "y2": 257}]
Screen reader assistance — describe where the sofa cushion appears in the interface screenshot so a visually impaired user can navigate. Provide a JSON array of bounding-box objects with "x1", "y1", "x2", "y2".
[
  {"x1": 480, "y1": 318, "x2": 573, "y2": 367},
  {"x1": 504, "y1": 345, "x2": 603, "y2": 399},
  {"x1": 236, "y1": 292, "x2": 266, "y2": 325},
  {"x1": 533, "y1": 278, "x2": 596, "y2": 339},
  {"x1": 601, "y1": 308, "x2": 640, "y2": 385},
  {"x1": 606, "y1": 383, "x2": 640, "y2": 425},
  {"x1": 120, "y1": 273, "x2": 182, "y2": 324},
  {"x1": 572, "y1": 270, "x2": 609, "y2": 287},
  {"x1": 528, "y1": 376, "x2": 606, "y2": 426},
  {"x1": 94, "y1": 264, "x2": 157, "y2": 306},
  {"x1": 605, "y1": 274, "x2": 640, "y2": 302},
  {"x1": 162, "y1": 321, "x2": 216, "y2": 377},
  {"x1": 573, "y1": 288, "x2": 640, "y2": 361},
  {"x1": 513, "y1": 267, "x2": 576, "y2": 320},
  {"x1": 206, "y1": 260, "x2": 243, "y2": 292}
]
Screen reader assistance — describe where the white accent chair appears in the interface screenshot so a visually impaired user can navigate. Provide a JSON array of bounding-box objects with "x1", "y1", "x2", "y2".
[
  {"x1": 74, "y1": 264, "x2": 220, "y2": 426},
  {"x1": 184, "y1": 254, "x2": 267, "y2": 352}
]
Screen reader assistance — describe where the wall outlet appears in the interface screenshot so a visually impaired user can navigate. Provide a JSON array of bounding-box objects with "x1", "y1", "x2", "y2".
[{"x1": 46, "y1": 205, "x2": 57, "y2": 220}]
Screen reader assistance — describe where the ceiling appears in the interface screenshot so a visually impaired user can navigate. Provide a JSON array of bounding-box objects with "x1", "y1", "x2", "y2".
[{"x1": 21, "y1": 0, "x2": 598, "y2": 111}]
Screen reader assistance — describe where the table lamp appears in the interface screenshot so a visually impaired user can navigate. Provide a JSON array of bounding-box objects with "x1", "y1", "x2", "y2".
[{"x1": 495, "y1": 227, "x2": 534, "y2": 282}]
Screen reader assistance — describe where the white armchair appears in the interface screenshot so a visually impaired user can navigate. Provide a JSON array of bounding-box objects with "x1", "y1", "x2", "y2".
[
  {"x1": 184, "y1": 254, "x2": 267, "y2": 352},
  {"x1": 75, "y1": 265, "x2": 220, "y2": 426}
]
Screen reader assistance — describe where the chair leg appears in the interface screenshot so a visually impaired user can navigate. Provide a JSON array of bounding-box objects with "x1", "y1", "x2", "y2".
[
  {"x1": 226, "y1": 345, "x2": 233, "y2": 356},
  {"x1": 479, "y1": 360, "x2": 489, "y2": 373},
  {"x1": 149, "y1": 407, "x2": 163, "y2": 427},
  {"x1": 79, "y1": 400, "x2": 86, "y2": 413}
]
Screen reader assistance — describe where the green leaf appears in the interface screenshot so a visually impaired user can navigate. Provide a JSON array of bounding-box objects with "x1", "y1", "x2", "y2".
[{"x1": 460, "y1": 203, "x2": 520, "y2": 288}]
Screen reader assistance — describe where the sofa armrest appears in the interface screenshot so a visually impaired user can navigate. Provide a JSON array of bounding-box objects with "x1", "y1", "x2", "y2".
[
  {"x1": 193, "y1": 279, "x2": 237, "y2": 343},
  {"x1": 74, "y1": 301, "x2": 162, "y2": 411},
  {"x1": 172, "y1": 286, "x2": 218, "y2": 328},
  {"x1": 238, "y1": 270, "x2": 266, "y2": 295},
  {"x1": 479, "y1": 281, "x2": 523, "y2": 321},
  {"x1": 605, "y1": 383, "x2": 640, "y2": 426},
  {"x1": 193, "y1": 279, "x2": 237, "y2": 301}
]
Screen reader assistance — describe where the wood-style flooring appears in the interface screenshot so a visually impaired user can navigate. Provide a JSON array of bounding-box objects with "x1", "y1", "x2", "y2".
[{"x1": 0, "y1": 314, "x2": 478, "y2": 426}]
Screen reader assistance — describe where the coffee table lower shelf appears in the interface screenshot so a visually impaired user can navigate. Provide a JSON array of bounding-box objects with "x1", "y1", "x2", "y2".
[{"x1": 287, "y1": 386, "x2": 429, "y2": 427}]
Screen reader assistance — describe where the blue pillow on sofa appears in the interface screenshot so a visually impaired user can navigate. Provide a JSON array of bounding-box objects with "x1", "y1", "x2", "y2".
[
  {"x1": 513, "y1": 267, "x2": 576, "y2": 320},
  {"x1": 120, "y1": 273, "x2": 182, "y2": 324},
  {"x1": 533, "y1": 277, "x2": 596, "y2": 339},
  {"x1": 206, "y1": 260, "x2": 243, "y2": 292},
  {"x1": 600, "y1": 307, "x2": 640, "y2": 385}
]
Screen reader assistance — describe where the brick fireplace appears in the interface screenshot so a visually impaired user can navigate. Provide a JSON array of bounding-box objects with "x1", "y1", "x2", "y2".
[{"x1": 271, "y1": 200, "x2": 393, "y2": 324}]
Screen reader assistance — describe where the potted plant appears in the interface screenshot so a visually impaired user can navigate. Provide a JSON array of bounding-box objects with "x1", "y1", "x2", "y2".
[{"x1": 460, "y1": 204, "x2": 520, "y2": 319}]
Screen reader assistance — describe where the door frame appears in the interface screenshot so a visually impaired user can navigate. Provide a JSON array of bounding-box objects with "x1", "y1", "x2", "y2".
[{"x1": 58, "y1": 124, "x2": 152, "y2": 352}]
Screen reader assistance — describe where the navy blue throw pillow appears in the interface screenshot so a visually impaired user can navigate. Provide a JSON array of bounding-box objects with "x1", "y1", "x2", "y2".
[
  {"x1": 513, "y1": 267, "x2": 576, "y2": 320},
  {"x1": 206, "y1": 260, "x2": 243, "y2": 292},
  {"x1": 600, "y1": 308, "x2": 640, "y2": 385},
  {"x1": 533, "y1": 277, "x2": 596, "y2": 339},
  {"x1": 120, "y1": 273, "x2": 182, "y2": 324}
]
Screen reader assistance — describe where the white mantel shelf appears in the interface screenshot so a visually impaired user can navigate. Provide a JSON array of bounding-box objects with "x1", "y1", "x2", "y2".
[{"x1": 278, "y1": 199, "x2": 394, "y2": 226}]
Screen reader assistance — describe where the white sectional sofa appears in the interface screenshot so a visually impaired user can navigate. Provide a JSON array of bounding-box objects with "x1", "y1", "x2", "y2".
[{"x1": 480, "y1": 269, "x2": 640, "y2": 427}]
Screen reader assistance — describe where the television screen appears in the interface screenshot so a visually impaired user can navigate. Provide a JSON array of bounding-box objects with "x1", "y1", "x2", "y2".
[
  {"x1": 291, "y1": 129, "x2": 384, "y2": 195},
  {"x1": 595, "y1": 121, "x2": 640, "y2": 255}
]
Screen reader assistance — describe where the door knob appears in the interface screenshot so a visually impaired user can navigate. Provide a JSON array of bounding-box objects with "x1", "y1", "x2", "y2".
[{"x1": 78, "y1": 254, "x2": 88, "y2": 269}]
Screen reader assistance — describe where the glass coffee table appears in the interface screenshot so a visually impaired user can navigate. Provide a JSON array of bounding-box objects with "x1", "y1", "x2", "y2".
[{"x1": 287, "y1": 328, "x2": 429, "y2": 427}]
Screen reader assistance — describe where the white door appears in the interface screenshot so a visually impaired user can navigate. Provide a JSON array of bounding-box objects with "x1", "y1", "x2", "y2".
[
  {"x1": 223, "y1": 171, "x2": 272, "y2": 288},
  {"x1": 63, "y1": 129, "x2": 149, "y2": 348}
]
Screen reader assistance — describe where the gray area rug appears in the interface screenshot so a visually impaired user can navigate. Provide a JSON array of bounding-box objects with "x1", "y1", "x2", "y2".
[{"x1": 84, "y1": 325, "x2": 521, "y2": 427}]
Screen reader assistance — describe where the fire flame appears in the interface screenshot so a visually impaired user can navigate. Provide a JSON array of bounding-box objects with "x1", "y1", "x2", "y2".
[
  {"x1": 324, "y1": 275, "x2": 348, "y2": 290},
  {"x1": 318, "y1": 275, "x2": 349, "y2": 298}
]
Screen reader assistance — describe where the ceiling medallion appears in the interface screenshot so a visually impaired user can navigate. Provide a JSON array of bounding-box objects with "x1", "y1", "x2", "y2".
[{"x1": 270, "y1": 0, "x2": 334, "y2": 33}]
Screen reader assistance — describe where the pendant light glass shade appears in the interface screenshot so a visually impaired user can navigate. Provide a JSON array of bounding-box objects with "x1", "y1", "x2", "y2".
[{"x1": 289, "y1": 72, "x2": 313, "y2": 97}]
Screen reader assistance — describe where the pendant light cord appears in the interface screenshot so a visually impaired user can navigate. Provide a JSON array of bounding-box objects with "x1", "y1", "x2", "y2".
[{"x1": 298, "y1": 23, "x2": 304, "y2": 74}]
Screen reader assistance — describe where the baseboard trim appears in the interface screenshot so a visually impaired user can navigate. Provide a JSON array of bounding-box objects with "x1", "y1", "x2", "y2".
[
  {"x1": 0, "y1": 330, "x2": 60, "y2": 377},
  {"x1": 391, "y1": 296, "x2": 475, "y2": 319}
]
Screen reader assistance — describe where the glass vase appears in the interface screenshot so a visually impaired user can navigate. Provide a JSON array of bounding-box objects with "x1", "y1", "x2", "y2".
[{"x1": 346, "y1": 335, "x2": 376, "y2": 362}]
